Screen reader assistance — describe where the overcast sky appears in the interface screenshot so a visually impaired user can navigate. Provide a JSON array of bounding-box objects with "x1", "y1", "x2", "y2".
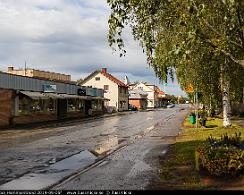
[{"x1": 0, "y1": 0, "x2": 186, "y2": 97}]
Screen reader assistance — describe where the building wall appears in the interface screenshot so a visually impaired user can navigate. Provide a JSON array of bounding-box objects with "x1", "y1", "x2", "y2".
[
  {"x1": 118, "y1": 86, "x2": 128, "y2": 111},
  {"x1": 129, "y1": 99, "x2": 141, "y2": 109},
  {"x1": 133, "y1": 83, "x2": 156, "y2": 108},
  {"x1": 7, "y1": 67, "x2": 71, "y2": 82},
  {"x1": 82, "y1": 72, "x2": 119, "y2": 111},
  {"x1": 129, "y1": 99, "x2": 147, "y2": 109},
  {"x1": 0, "y1": 89, "x2": 14, "y2": 127}
]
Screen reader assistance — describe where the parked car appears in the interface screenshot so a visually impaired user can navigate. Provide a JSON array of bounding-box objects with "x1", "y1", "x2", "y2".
[{"x1": 167, "y1": 104, "x2": 175, "y2": 108}]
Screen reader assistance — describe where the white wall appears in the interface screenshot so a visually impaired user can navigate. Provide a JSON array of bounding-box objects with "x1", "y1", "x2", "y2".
[
  {"x1": 82, "y1": 72, "x2": 119, "y2": 110},
  {"x1": 133, "y1": 83, "x2": 156, "y2": 108}
]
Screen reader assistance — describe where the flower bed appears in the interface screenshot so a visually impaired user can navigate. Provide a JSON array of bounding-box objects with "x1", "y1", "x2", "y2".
[{"x1": 196, "y1": 133, "x2": 244, "y2": 177}]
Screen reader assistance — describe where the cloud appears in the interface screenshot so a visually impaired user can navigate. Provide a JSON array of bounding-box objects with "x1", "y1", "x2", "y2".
[{"x1": 0, "y1": 0, "x2": 186, "y2": 97}]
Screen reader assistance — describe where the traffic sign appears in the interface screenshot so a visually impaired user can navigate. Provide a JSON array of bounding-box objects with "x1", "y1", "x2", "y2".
[{"x1": 184, "y1": 85, "x2": 194, "y2": 92}]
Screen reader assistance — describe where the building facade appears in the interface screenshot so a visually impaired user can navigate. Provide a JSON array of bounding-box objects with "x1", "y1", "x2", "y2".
[
  {"x1": 81, "y1": 68, "x2": 129, "y2": 112},
  {"x1": 0, "y1": 72, "x2": 105, "y2": 127},
  {"x1": 128, "y1": 89, "x2": 148, "y2": 109},
  {"x1": 131, "y1": 82, "x2": 159, "y2": 108}
]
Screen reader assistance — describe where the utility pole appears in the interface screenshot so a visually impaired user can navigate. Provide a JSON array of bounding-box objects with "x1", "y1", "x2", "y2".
[
  {"x1": 24, "y1": 61, "x2": 27, "y2": 76},
  {"x1": 243, "y1": 87, "x2": 244, "y2": 104},
  {"x1": 195, "y1": 90, "x2": 198, "y2": 128}
]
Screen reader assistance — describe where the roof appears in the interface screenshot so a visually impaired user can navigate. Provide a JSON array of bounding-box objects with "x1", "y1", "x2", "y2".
[
  {"x1": 159, "y1": 91, "x2": 165, "y2": 95},
  {"x1": 81, "y1": 70, "x2": 100, "y2": 85},
  {"x1": 101, "y1": 71, "x2": 128, "y2": 87},
  {"x1": 81, "y1": 70, "x2": 128, "y2": 88}
]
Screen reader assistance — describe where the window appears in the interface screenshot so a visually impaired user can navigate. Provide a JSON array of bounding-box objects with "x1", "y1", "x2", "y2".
[
  {"x1": 138, "y1": 87, "x2": 143, "y2": 90},
  {"x1": 68, "y1": 99, "x2": 85, "y2": 112},
  {"x1": 104, "y1": 85, "x2": 109, "y2": 91},
  {"x1": 119, "y1": 87, "x2": 123, "y2": 93},
  {"x1": 95, "y1": 77, "x2": 100, "y2": 81},
  {"x1": 18, "y1": 96, "x2": 56, "y2": 115}
]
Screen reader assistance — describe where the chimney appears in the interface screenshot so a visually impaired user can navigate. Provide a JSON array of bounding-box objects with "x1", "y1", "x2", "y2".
[
  {"x1": 101, "y1": 68, "x2": 107, "y2": 73},
  {"x1": 8, "y1": 66, "x2": 14, "y2": 72}
]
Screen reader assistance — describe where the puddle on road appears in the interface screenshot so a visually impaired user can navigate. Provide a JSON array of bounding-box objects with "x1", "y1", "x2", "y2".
[
  {"x1": 0, "y1": 150, "x2": 96, "y2": 190},
  {"x1": 92, "y1": 136, "x2": 119, "y2": 156}
]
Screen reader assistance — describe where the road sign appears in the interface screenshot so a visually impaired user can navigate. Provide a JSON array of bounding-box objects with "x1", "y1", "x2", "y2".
[{"x1": 184, "y1": 85, "x2": 194, "y2": 93}]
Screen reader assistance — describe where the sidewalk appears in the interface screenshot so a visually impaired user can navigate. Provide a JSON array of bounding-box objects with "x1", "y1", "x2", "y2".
[{"x1": 0, "y1": 111, "x2": 129, "y2": 131}]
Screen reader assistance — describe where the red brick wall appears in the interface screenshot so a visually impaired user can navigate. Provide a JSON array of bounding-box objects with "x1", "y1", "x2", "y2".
[
  {"x1": 0, "y1": 89, "x2": 13, "y2": 127},
  {"x1": 13, "y1": 113, "x2": 57, "y2": 125},
  {"x1": 129, "y1": 99, "x2": 142, "y2": 109}
]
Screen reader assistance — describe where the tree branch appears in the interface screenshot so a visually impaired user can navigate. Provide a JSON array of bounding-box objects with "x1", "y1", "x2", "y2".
[
  {"x1": 205, "y1": 39, "x2": 244, "y2": 67},
  {"x1": 192, "y1": 0, "x2": 243, "y2": 49}
]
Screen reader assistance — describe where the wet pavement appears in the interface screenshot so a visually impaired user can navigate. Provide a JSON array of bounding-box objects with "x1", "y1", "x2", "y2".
[
  {"x1": 0, "y1": 105, "x2": 189, "y2": 189},
  {"x1": 53, "y1": 106, "x2": 189, "y2": 190},
  {"x1": 0, "y1": 150, "x2": 96, "y2": 190}
]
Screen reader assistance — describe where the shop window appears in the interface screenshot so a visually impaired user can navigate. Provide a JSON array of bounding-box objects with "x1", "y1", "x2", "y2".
[
  {"x1": 92, "y1": 100, "x2": 102, "y2": 111},
  {"x1": 68, "y1": 99, "x2": 85, "y2": 112},
  {"x1": 47, "y1": 99, "x2": 56, "y2": 112},
  {"x1": 18, "y1": 96, "x2": 56, "y2": 115}
]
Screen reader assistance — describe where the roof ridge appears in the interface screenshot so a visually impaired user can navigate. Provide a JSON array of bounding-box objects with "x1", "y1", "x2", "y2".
[
  {"x1": 80, "y1": 70, "x2": 100, "y2": 85},
  {"x1": 101, "y1": 71, "x2": 128, "y2": 87}
]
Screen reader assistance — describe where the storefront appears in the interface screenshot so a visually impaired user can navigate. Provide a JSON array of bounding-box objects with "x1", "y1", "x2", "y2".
[{"x1": 0, "y1": 72, "x2": 106, "y2": 127}]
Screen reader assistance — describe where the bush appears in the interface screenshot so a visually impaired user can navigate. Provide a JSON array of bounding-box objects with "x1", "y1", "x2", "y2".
[{"x1": 196, "y1": 133, "x2": 244, "y2": 177}]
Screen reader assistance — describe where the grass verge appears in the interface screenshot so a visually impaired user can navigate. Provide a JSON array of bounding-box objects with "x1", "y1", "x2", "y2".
[{"x1": 151, "y1": 117, "x2": 244, "y2": 190}]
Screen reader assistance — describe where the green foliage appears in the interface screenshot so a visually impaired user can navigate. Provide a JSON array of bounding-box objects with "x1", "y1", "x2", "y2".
[
  {"x1": 196, "y1": 133, "x2": 244, "y2": 176},
  {"x1": 107, "y1": 0, "x2": 244, "y2": 115}
]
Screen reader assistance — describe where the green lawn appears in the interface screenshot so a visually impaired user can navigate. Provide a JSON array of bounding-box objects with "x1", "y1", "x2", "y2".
[{"x1": 155, "y1": 117, "x2": 244, "y2": 190}]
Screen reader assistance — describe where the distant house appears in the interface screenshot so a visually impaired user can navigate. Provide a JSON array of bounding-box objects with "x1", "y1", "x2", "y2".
[
  {"x1": 157, "y1": 90, "x2": 171, "y2": 107},
  {"x1": 129, "y1": 89, "x2": 148, "y2": 109},
  {"x1": 131, "y1": 82, "x2": 159, "y2": 108},
  {"x1": 80, "y1": 68, "x2": 129, "y2": 112}
]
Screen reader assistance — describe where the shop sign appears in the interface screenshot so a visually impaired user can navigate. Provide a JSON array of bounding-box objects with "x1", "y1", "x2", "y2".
[{"x1": 43, "y1": 84, "x2": 57, "y2": 93}]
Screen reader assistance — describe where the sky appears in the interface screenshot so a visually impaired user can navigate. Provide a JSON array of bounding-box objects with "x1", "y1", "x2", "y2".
[{"x1": 0, "y1": 0, "x2": 187, "y2": 97}]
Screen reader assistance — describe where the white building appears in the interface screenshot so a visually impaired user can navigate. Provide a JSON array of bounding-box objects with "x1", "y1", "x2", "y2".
[
  {"x1": 131, "y1": 82, "x2": 160, "y2": 108},
  {"x1": 81, "y1": 68, "x2": 129, "y2": 112}
]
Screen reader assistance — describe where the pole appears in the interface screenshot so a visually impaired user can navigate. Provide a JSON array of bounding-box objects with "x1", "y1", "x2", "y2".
[
  {"x1": 195, "y1": 90, "x2": 198, "y2": 128},
  {"x1": 24, "y1": 61, "x2": 27, "y2": 76}
]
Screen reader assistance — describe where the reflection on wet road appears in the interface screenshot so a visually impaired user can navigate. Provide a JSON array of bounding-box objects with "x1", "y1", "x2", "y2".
[{"x1": 0, "y1": 105, "x2": 189, "y2": 189}]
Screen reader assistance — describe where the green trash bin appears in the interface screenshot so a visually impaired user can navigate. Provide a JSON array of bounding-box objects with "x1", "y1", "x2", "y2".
[{"x1": 190, "y1": 113, "x2": 196, "y2": 124}]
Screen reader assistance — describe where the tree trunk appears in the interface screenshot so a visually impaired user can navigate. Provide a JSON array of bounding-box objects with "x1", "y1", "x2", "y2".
[
  {"x1": 222, "y1": 80, "x2": 231, "y2": 127},
  {"x1": 221, "y1": 62, "x2": 232, "y2": 127}
]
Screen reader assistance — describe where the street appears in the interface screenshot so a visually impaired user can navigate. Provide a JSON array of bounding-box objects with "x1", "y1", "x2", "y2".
[{"x1": 0, "y1": 105, "x2": 189, "y2": 190}]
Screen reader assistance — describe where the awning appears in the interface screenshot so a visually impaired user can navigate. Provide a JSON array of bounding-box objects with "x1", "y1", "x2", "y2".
[
  {"x1": 92, "y1": 97, "x2": 103, "y2": 100},
  {"x1": 43, "y1": 93, "x2": 65, "y2": 99},
  {"x1": 59, "y1": 94, "x2": 80, "y2": 99},
  {"x1": 91, "y1": 97, "x2": 109, "y2": 101},
  {"x1": 56, "y1": 94, "x2": 92, "y2": 100},
  {"x1": 20, "y1": 91, "x2": 48, "y2": 100}
]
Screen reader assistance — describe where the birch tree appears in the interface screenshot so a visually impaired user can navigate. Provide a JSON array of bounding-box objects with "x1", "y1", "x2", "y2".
[{"x1": 107, "y1": 0, "x2": 244, "y2": 127}]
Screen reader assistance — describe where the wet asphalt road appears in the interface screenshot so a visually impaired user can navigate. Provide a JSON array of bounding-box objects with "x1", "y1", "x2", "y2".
[{"x1": 0, "y1": 105, "x2": 189, "y2": 189}]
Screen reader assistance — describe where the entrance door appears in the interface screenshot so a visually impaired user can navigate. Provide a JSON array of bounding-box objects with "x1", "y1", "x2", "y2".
[
  {"x1": 85, "y1": 100, "x2": 92, "y2": 115},
  {"x1": 57, "y1": 99, "x2": 67, "y2": 119}
]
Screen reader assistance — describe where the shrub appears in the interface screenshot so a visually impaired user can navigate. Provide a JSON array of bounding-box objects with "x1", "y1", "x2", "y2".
[{"x1": 196, "y1": 133, "x2": 244, "y2": 177}]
